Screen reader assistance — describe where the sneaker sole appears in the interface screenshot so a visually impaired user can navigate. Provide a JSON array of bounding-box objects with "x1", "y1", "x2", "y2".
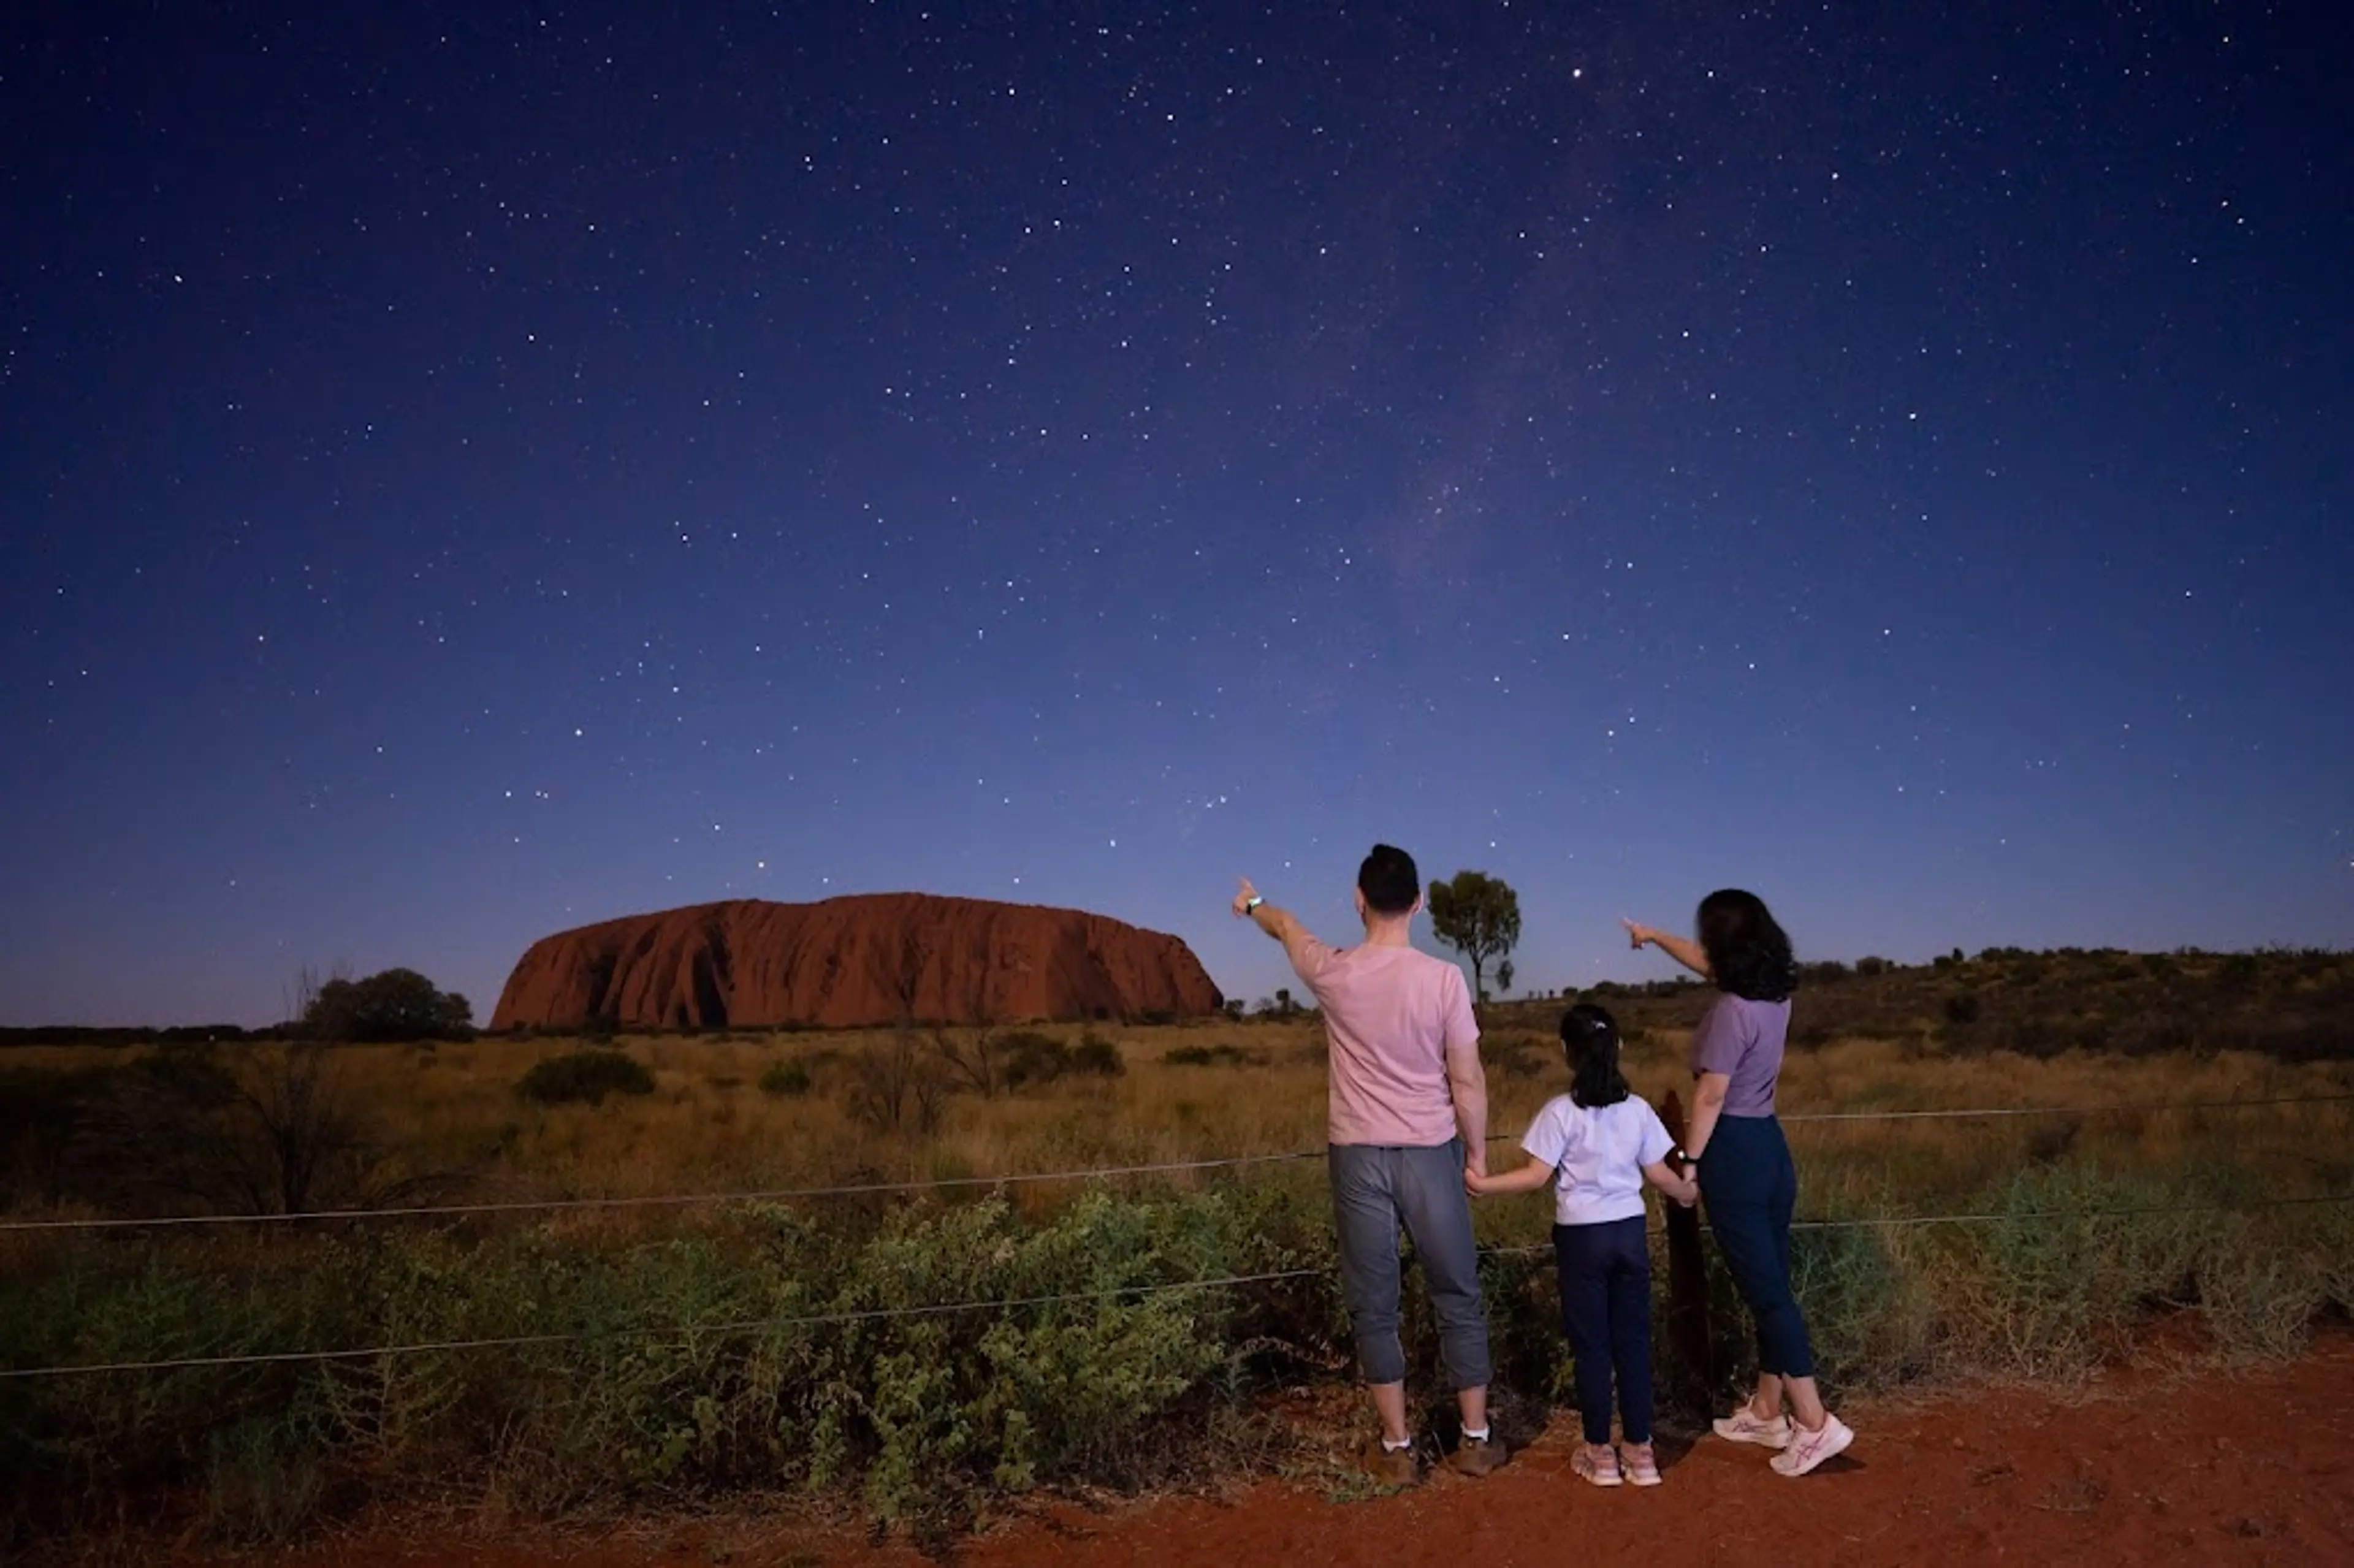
[
  {"x1": 1711, "y1": 1419, "x2": 1792, "y2": 1450},
  {"x1": 1771, "y1": 1421, "x2": 1854, "y2": 1477}
]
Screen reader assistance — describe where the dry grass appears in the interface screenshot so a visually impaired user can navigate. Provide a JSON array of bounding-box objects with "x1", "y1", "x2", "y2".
[
  {"x1": 18, "y1": 1021, "x2": 2347, "y2": 1243},
  {"x1": 6, "y1": 1011, "x2": 2353, "y2": 1548}
]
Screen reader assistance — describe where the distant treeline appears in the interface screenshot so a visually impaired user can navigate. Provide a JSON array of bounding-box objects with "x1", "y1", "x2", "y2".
[
  {"x1": 1490, "y1": 943, "x2": 2354, "y2": 1064},
  {"x1": 9, "y1": 945, "x2": 2348, "y2": 1053},
  {"x1": 0, "y1": 1023, "x2": 297, "y2": 1048}
]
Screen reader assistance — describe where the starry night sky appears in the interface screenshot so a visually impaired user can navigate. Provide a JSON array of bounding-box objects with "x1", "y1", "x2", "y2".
[{"x1": 4, "y1": 4, "x2": 2348, "y2": 1026}]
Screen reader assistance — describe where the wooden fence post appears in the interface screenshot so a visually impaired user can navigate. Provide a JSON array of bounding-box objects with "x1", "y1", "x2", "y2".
[{"x1": 1656, "y1": 1089, "x2": 1715, "y2": 1416}]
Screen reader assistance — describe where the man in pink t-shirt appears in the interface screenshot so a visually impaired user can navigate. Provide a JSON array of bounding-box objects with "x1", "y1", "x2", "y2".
[{"x1": 1232, "y1": 844, "x2": 1501, "y2": 1484}]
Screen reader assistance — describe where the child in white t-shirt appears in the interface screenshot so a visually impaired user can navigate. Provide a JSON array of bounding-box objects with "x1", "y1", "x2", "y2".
[{"x1": 1468, "y1": 1003, "x2": 1698, "y2": 1486}]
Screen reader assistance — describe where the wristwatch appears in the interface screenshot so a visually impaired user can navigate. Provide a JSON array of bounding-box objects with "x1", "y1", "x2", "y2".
[{"x1": 1244, "y1": 894, "x2": 1264, "y2": 912}]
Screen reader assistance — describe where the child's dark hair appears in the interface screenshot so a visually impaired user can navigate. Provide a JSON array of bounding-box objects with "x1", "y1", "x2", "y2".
[{"x1": 1561, "y1": 1003, "x2": 1630, "y2": 1109}]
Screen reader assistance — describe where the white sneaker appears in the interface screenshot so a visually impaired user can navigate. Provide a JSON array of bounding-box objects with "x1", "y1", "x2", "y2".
[
  {"x1": 1712, "y1": 1406, "x2": 1792, "y2": 1449},
  {"x1": 1770, "y1": 1414, "x2": 1854, "y2": 1477}
]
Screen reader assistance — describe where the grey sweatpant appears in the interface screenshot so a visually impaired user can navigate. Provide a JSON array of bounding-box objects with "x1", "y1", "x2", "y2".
[{"x1": 1328, "y1": 1139, "x2": 1493, "y2": 1389}]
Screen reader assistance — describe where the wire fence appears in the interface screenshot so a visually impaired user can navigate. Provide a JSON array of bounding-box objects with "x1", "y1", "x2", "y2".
[
  {"x1": 6, "y1": 1086, "x2": 2350, "y2": 1381},
  {"x1": 0, "y1": 1267, "x2": 1333, "y2": 1382},
  {"x1": 6, "y1": 1089, "x2": 2350, "y2": 1235},
  {"x1": 6, "y1": 1189, "x2": 2348, "y2": 1382}
]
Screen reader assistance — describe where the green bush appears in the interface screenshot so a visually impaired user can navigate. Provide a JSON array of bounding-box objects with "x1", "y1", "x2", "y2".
[
  {"x1": 516, "y1": 1050, "x2": 656, "y2": 1106},
  {"x1": 4, "y1": 1163, "x2": 2346, "y2": 1547},
  {"x1": 997, "y1": 1031, "x2": 1080, "y2": 1089},
  {"x1": 0, "y1": 1186, "x2": 1340, "y2": 1539},
  {"x1": 1165, "y1": 1044, "x2": 1267, "y2": 1068},
  {"x1": 758, "y1": 1062, "x2": 813, "y2": 1097},
  {"x1": 303, "y1": 967, "x2": 473, "y2": 1043},
  {"x1": 1068, "y1": 1035, "x2": 1124, "y2": 1076}
]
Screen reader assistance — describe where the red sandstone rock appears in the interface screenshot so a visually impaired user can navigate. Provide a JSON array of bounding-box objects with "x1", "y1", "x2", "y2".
[{"x1": 489, "y1": 894, "x2": 1224, "y2": 1030}]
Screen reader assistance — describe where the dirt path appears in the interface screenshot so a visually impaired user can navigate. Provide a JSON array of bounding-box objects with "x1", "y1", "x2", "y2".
[{"x1": 169, "y1": 1336, "x2": 2354, "y2": 1567}]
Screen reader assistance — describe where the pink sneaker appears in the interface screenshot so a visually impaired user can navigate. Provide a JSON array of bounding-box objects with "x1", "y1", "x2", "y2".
[
  {"x1": 1770, "y1": 1414, "x2": 1854, "y2": 1477},
  {"x1": 1620, "y1": 1442, "x2": 1662, "y2": 1486},
  {"x1": 1571, "y1": 1442, "x2": 1622, "y2": 1488},
  {"x1": 1712, "y1": 1406, "x2": 1792, "y2": 1449}
]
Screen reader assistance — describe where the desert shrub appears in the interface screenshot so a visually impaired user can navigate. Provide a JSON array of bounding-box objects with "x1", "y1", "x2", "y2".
[
  {"x1": 204, "y1": 1415, "x2": 327, "y2": 1545},
  {"x1": 847, "y1": 1035, "x2": 951, "y2": 1134},
  {"x1": 1942, "y1": 992, "x2": 1981, "y2": 1026},
  {"x1": 996, "y1": 1030, "x2": 1073, "y2": 1090},
  {"x1": 8, "y1": 1154, "x2": 2352, "y2": 1548},
  {"x1": 1165, "y1": 1044, "x2": 1267, "y2": 1068},
  {"x1": 0, "y1": 1186, "x2": 1343, "y2": 1539},
  {"x1": 758, "y1": 1062, "x2": 813, "y2": 1097},
  {"x1": 1068, "y1": 1035, "x2": 1125, "y2": 1076},
  {"x1": 1787, "y1": 1220, "x2": 1930, "y2": 1388},
  {"x1": 1940, "y1": 1166, "x2": 2206, "y2": 1378},
  {"x1": 23, "y1": 1046, "x2": 422, "y2": 1220},
  {"x1": 2195, "y1": 1217, "x2": 2328, "y2": 1361},
  {"x1": 516, "y1": 1050, "x2": 655, "y2": 1106}
]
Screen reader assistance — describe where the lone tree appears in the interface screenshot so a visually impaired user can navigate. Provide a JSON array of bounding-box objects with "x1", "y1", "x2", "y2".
[
  {"x1": 1428, "y1": 870, "x2": 1522, "y2": 1003},
  {"x1": 304, "y1": 967, "x2": 474, "y2": 1042}
]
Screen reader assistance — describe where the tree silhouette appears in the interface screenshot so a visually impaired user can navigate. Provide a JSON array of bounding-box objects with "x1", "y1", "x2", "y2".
[
  {"x1": 1428, "y1": 870, "x2": 1522, "y2": 1003},
  {"x1": 303, "y1": 968, "x2": 473, "y2": 1042}
]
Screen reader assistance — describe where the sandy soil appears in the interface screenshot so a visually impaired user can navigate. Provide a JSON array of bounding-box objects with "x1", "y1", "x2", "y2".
[{"x1": 123, "y1": 1333, "x2": 2354, "y2": 1567}]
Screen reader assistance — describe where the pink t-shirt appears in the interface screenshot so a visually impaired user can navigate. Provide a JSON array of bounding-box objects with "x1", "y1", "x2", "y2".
[{"x1": 1290, "y1": 938, "x2": 1479, "y2": 1146}]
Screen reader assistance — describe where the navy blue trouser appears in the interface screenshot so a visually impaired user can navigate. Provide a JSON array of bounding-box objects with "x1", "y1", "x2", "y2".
[
  {"x1": 1698, "y1": 1112, "x2": 1816, "y2": 1379},
  {"x1": 1552, "y1": 1215, "x2": 1655, "y2": 1445}
]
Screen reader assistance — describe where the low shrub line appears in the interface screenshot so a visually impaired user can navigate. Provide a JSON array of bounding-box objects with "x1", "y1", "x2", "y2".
[{"x1": 2, "y1": 1171, "x2": 2348, "y2": 1547}]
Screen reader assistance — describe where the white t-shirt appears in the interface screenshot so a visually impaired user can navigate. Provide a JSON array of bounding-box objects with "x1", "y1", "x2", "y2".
[{"x1": 1519, "y1": 1092, "x2": 1675, "y2": 1227}]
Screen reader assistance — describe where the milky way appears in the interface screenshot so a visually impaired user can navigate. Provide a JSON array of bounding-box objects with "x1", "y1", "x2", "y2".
[{"x1": 4, "y1": 4, "x2": 2347, "y2": 1024}]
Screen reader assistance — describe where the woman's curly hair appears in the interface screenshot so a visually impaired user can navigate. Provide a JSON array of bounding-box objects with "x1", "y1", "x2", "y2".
[{"x1": 1697, "y1": 888, "x2": 1797, "y2": 1002}]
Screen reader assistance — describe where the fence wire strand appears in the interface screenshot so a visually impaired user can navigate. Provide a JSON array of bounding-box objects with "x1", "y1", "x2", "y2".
[{"x1": 6, "y1": 1192, "x2": 2348, "y2": 1382}]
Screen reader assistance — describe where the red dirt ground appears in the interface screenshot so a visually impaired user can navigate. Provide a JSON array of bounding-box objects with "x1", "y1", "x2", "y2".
[{"x1": 151, "y1": 1334, "x2": 2354, "y2": 1567}]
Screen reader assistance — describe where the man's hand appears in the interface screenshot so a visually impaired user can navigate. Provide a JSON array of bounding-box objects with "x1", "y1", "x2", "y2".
[{"x1": 1232, "y1": 877, "x2": 1262, "y2": 919}]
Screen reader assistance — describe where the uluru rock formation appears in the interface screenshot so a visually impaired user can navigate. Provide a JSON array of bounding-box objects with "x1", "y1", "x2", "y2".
[{"x1": 490, "y1": 894, "x2": 1223, "y2": 1031}]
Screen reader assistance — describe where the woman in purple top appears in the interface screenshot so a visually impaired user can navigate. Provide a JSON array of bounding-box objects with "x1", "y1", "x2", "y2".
[{"x1": 1623, "y1": 889, "x2": 1853, "y2": 1478}]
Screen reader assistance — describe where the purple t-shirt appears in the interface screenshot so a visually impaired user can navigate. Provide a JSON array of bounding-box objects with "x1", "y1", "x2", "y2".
[{"x1": 1689, "y1": 992, "x2": 1791, "y2": 1117}]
